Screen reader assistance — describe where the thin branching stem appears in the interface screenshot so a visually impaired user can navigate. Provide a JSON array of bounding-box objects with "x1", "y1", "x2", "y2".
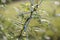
[{"x1": 17, "y1": 0, "x2": 43, "y2": 40}]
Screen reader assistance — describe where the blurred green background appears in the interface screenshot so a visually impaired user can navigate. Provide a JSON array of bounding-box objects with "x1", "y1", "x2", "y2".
[{"x1": 0, "y1": 0, "x2": 60, "y2": 40}]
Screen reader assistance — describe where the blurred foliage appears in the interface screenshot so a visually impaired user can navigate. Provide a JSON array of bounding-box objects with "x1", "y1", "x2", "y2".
[{"x1": 0, "y1": 0, "x2": 60, "y2": 40}]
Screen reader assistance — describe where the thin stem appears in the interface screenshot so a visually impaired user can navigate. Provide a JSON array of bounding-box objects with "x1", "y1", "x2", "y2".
[{"x1": 17, "y1": 0, "x2": 43, "y2": 40}]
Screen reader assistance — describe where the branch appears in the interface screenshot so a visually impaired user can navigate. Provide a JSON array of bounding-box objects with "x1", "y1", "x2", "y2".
[
  {"x1": 17, "y1": 5, "x2": 38, "y2": 40},
  {"x1": 17, "y1": 0, "x2": 44, "y2": 39}
]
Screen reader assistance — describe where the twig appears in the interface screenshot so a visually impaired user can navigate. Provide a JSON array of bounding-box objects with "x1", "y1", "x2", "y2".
[
  {"x1": 17, "y1": 0, "x2": 43, "y2": 39},
  {"x1": 17, "y1": 5, "x2": 38, "y2": 40}
]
